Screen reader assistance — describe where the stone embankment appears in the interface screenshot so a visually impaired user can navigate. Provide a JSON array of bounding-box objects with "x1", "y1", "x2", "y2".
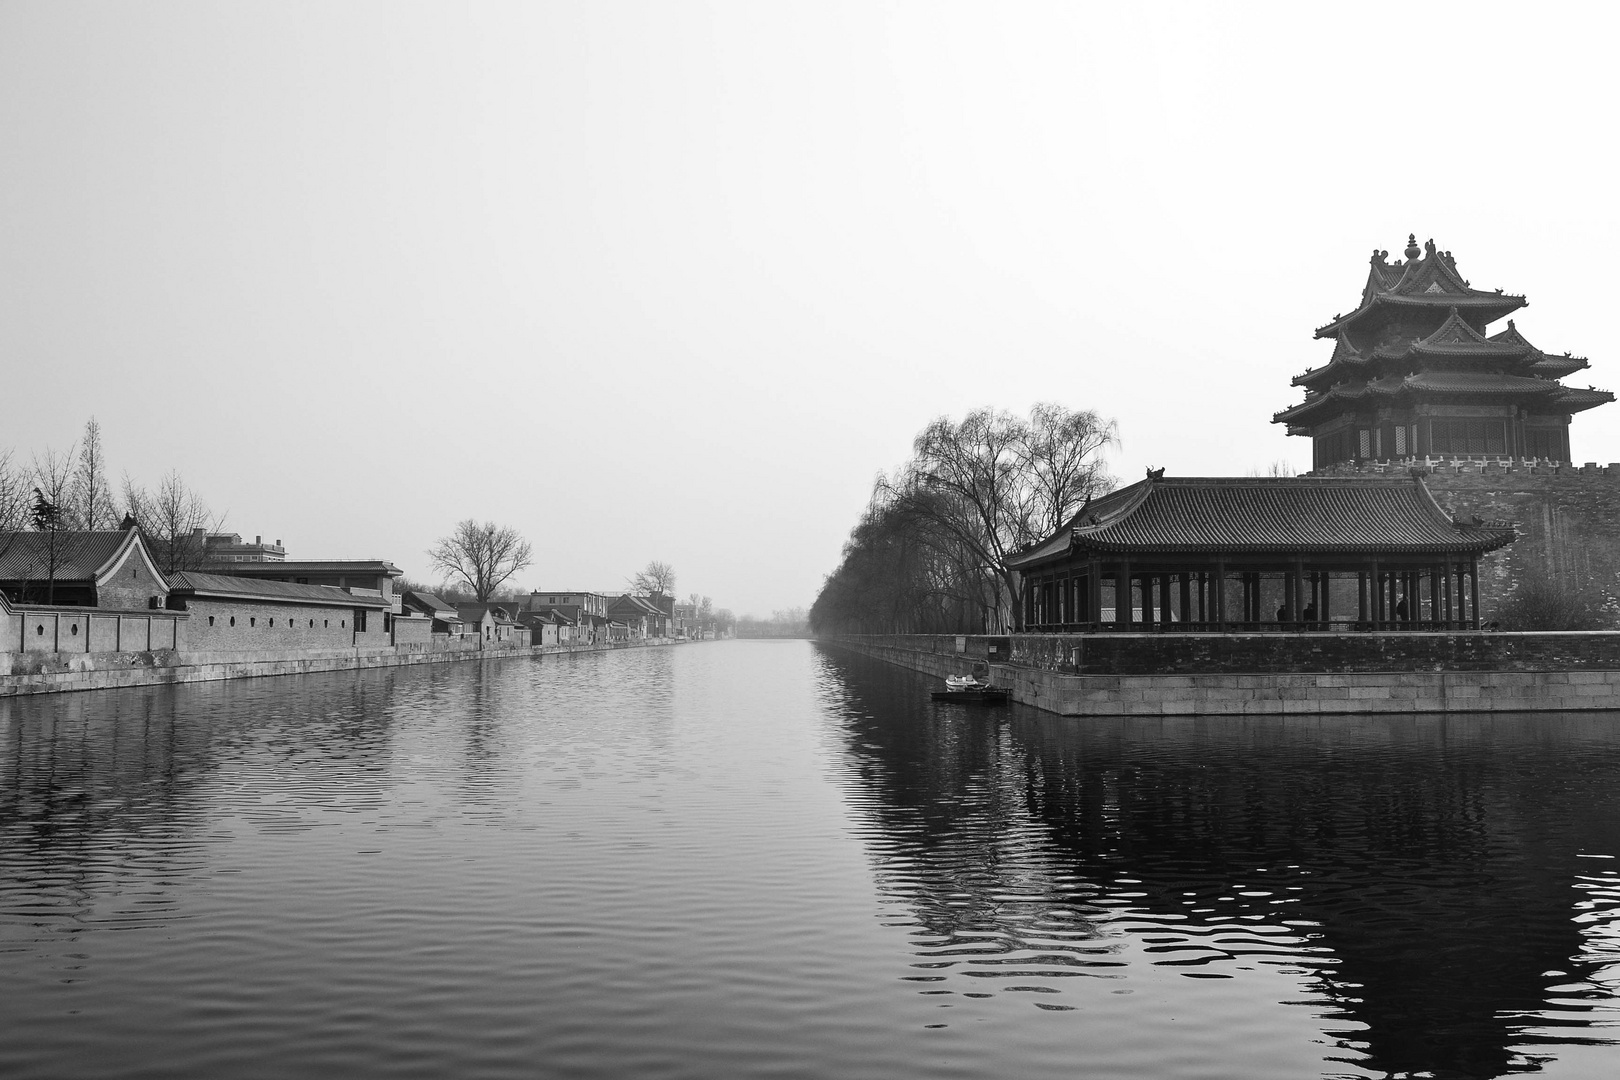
[
  {"x1": 826, "y1": 632, "x2": 1620, "y2": 716},
  {"x1": 0, "y1": 638, "x2": 676, "y2": 698}
]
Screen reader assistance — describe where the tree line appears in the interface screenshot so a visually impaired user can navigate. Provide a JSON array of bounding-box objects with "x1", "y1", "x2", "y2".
[{"x1": 809, "y1": 404, "x2": 1116, "y2": 636}]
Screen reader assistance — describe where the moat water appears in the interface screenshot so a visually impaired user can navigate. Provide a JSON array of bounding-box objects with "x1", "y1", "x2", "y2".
[{"x1": 2, "y1": 642, "x2": 1619, "y2": 1079}]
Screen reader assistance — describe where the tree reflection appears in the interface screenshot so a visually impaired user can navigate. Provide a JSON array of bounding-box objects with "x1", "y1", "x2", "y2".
[{"x1": 815, "y1": 645, "x2": 1620, "y2": 1077}]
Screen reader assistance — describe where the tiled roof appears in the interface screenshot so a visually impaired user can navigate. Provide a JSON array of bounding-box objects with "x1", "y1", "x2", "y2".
[
  {"x1": 1317, "y1": 238, "x2": 1526, "y2": 339},
  {"x1": 1007, "y1": 476, "x2": 1512, "y2": 566},
  {"x1": 226, "y1": 559, "x2": 403, "y2": 577},
  {"x1": 1555, "y1": 386, "x2": 1617, "y2": 414},
  {"x1": 0, "y1": 530, "x2": 132, "y2": 582},
  {"x1": 169, "y1": 571, "x2": 390, "y2": 608},
  {"x1": 403, "y1": 590, "x2": 457, "y2": 617}
]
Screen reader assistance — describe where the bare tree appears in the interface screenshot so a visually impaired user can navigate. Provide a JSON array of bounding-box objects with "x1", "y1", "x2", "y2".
[
  {"x1": 629, "y1": 560, "x2": 676, "y2": 596},
  {"x1": 428, "y1": 520, "x2": 533, "y2": 601},
  {"x1": 0, "y1": 449, "x2": 28, "y2": 534},
  {"x1": 896, "y1": 404, "x2": 1115, "y2": 630},
  {"x1": 31, "y1": 443, "x2": 79, "y2": 529},
  {"x1": 71, "y1": 418, "x2": 118, "y2": 529},
  {"x1": 123, "y1": 470, "x2": 215, "y2": 575}
]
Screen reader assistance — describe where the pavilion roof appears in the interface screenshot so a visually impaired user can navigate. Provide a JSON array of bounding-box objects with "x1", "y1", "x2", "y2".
[
  {"x1": 1007, "y1": 475, "x2": 1513, "y2": 567},
  {"x1": 1315, "y1": 237, "x2": 1525, "y2": 339},
  {"x1": 1488, "y1": 321, "x2": 1592, "y2": 379}
]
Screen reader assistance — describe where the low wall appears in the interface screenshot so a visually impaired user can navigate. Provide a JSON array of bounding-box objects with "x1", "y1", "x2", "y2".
[
  {"x1": 0, "y1": 636, "x2": 676, "y2": 697},
  {"x1": 825, "y1": 633, "x2": 1620, "y2": 717}
]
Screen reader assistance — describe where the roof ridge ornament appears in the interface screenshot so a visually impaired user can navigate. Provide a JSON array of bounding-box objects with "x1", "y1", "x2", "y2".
[
  {"x1": 1405, "y1": 233, "x2": 1421, "y2": 260},
  {"x1": 1146, "y1": 466, "x2": 1166, "y2": 481}
]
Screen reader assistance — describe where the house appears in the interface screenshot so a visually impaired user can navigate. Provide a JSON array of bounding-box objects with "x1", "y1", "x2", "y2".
[
  {"x1": 607, "y1": 593, "x2": 671, "y2": 638},
  {"x1": 672, "y1": 601, "x2": 698, "y2": 639},
  {"x1": 455, "y1": 603, "x2": 531, "y2": 645},
  {"x1": 166, "y1": 571, "x2": 392, "y2": 650},
  {"x1": 0, "y1": 522, "x2": 169, "y2": 609},
  {"x1": 403, "y1": 590, "x2": 464, "y2": 637},
  {"x1": 516, "y1": 609, "x2": 561, "y2": 647}
]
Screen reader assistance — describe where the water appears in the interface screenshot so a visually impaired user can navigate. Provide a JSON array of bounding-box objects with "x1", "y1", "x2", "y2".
[{"x1": 2, "y1": 642, "x2": 1618, "y2": 1079}]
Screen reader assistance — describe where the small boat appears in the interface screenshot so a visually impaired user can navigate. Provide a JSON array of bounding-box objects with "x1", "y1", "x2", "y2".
[{"x1": 932, "y1": 675, "x2": 1011, "y2": 704}]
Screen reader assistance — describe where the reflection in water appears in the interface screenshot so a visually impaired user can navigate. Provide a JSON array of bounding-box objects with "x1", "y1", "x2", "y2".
[
  {"x1": 815, "y1": 646, "x2": 1620, "y2": 1078},
  {"x1": 3, "y1": 644, "x2": 1619, "y2": 1079}
]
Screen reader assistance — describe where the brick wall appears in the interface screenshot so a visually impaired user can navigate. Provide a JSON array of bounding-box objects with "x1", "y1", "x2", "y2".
[
  {"x1": 1314, "y1": 460, "x2": 1620, "y2": 621},
  {"x1": 185, "y1": 598, "x2": 365, "y2": 651},
  {"x1": 95, "y1": 551, "x2": 168, "y2": 611}
]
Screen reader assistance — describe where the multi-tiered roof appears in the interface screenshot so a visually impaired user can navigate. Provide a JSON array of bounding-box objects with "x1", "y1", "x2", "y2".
[{"x1": 1274, "y1": 236, "x2": 1610, "y2": 466}]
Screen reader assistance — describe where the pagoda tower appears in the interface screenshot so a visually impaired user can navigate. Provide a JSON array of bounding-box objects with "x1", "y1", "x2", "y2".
[{"x1": 1275, "y1": 235, "x2": 1612, "y2": 470}]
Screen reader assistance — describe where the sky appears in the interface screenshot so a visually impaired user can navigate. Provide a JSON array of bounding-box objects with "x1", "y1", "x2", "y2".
[{"x1": 4, "y1": 1, "x2": 1619, "y2": 617}]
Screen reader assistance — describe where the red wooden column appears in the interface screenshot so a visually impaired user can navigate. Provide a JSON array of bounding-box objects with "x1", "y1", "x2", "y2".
[{"x1": 1117, "y1": 560, "x2": 1132, "y2": 628}]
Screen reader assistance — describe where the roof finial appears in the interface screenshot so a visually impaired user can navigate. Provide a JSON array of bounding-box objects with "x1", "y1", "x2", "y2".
[{"x1": 1404, "y1": 233, "x2": 1421, "y2": 260}]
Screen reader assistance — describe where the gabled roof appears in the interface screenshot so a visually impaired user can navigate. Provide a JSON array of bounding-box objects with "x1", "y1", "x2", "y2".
[
  {"x1": 169, "y1": 571, "x2": 391, "y2": 608},
  {"x1": 1292, "y1": 333, "x2": 1371, "y2": 388},
  {"x1": 403, "y1": 590, "x2": 460, "y2": 620},
  {"x1": 1007, "y1": 475, "x2": 1512, "y2": 567},
  {"x1": 1317, "y1": 237, "x2": 1526, "y2": 339},
  {"x1": 1489, "y1": 322, "x2": 1592, "y2": 379},
  {"x1": 1404, "y1": 308, "x2": 1535, "y2": 362},
  {"x1": 0, "y1": 526, "x2": 167, "y2": 596}
]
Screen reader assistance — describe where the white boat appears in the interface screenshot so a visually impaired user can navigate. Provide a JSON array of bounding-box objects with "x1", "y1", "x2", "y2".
[{"x1": 944, "y1": 674, "x2": 985, "y2": 691}]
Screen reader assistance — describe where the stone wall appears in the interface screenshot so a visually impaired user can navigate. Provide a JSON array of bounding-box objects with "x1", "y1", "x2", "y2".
[
  {"x1": 94, "y1": 548, "x2": 168, "y2": 610},
  {"x1": 825, "y1": 633, "x2": 1620, "y2": 717},
  {"x1": 1313, "y1": 459, "x2": 1620, "y2": 622},
  {"x1": 0, "y1": 636, "x2": 679, "y2": 697}
]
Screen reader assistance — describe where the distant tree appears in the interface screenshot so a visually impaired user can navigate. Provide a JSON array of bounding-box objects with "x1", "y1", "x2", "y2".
[
  {"x1": 629, "y1": 560, "x2": 676, "y2": 596},
  {"x1": 123, "y1": 470, "x2": 216, "y2": 575},
  {"x1": 70, "y1": 418, "x2": 118, "y2": 529},
  {"x1": 0, "y1": 449, "x2": 30, "y2": 534},
  {"x1": 427, "y1": 520, "x2": 533, "y2": 602},
  {"x1": 712, "y1": 607, "x2": 735, "y2": 635}
]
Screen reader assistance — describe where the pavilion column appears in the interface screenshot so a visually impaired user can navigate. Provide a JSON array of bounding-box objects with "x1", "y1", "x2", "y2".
[
  {"x1": 1371, "y1": 562, "x2": 1383, "y2": 628},
  {"x1": 1197, "y1": 572, "x2": 1207, "y2": 624},
  {"x1": 1088, "y1": 560, "x2": 1103, "y2": 626},
  {"x1": 1213, "y1": 560, "x2": 1227, "y2": 629},
  {"x1": 1161, "y1": 575, "x2": 1174, "y2": 626},
  {"x1": 1117, "y1": 560, "x2": 1132, "y2": 628},
  {"x1": 1441, "y1": 560, "x2": 1453, "y2": 626},
  {"x1": 1140, "y1": 572, "x2": 1154, "y2": 627},
  {"x1": 1431, "y1": 565, "x2": 1442, "y2": 627},
  {"x1": 1357, "y1": 571, "x2": 1368, "y2": 627},
  {"x1": 1291, "y1": 559, "x2": 1305, "y2": 625},
  {"x1": 1320, "y1": 571, "x2": 1331, "y2": 628},
  {"x1": 1470, "y1": 559, "x2": 1481, "y2": 630},
  {"x1": 1180, "y1": 574, "x2": 1192, "y2": 627}
]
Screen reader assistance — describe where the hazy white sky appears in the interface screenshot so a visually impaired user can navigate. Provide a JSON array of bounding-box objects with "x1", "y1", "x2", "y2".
[{"x1": 4, "y1": 1, "x2": 1618, "y2": 615}]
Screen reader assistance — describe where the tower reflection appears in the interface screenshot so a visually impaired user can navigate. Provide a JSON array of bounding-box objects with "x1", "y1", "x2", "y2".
[{"x1": 816, "y1": 646, "x2": 1620, "y2": 1078}]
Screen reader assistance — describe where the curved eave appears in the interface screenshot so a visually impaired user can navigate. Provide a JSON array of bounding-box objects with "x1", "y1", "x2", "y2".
[
  {"x1": 1532, "y1": 357, "x2": 1590, "y2": 379},
  {"x1": 1068, "y1": 534, "x2": 1514, "y2": 558},
  {"x1": 1315, "y1": 293, "x2": 1527, "y2": 338},
  {"x1": 1556, "y1": 389, "x2": 1616, "y2": 414}
]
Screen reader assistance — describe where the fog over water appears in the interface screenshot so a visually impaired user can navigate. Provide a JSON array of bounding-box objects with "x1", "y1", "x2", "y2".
[
  {"x1": 4, "y1": 3, "x2": 1619, "y2": 614},
  {"x1": 2, "y1": 643, "x2": 1618, "y2": 1078}
]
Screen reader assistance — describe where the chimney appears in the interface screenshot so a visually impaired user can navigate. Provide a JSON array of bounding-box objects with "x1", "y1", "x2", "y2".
[{"x1": 255, "y1": 535, "x2": 262, "y2": 544}]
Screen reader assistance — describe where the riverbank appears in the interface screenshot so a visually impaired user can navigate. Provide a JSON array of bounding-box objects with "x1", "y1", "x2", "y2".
[
  {"x1": 824, "y1": 632, "x2": 1620, "y2": 716},
  {"x1": 0, "y1": 637, "x2": 678, "y2": 697}
]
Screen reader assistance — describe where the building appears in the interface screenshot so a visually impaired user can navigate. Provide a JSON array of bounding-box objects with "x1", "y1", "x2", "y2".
[
  {"x1": 167, "y1": 571, "x2": 393, "y2": 650},
  {"x1": 200, "y1": 532, "x2": 286, "y2": 563},
  {"x1": 1275, "y1": 235, "x2": 1613, "y2": 470},
  {"x1": 607, "y1": 594, "x2": 669, "y2": 638},
  {"x1": 1007, "y1": 473, "x2": 1513, "y2": 632},
  {"x1": 0, "y1": 523, "x2": 169, "y2": 609},
  {"x1": 402, "y1": 590, "x2": 464, "y2": 637},
  {"x1": 219, "y1": 560, "x2": 404, "y2": 614}
]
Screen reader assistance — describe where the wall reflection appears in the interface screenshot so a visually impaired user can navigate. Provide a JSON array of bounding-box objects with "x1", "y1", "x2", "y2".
[{"x1": 814, "y1": 645, "x2": 1620, "y2": 1078}]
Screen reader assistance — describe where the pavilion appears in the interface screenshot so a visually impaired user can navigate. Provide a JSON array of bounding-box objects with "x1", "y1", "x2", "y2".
[{"x1": 1006, "y1": 472, "x2": 1514, "y2": 633}]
